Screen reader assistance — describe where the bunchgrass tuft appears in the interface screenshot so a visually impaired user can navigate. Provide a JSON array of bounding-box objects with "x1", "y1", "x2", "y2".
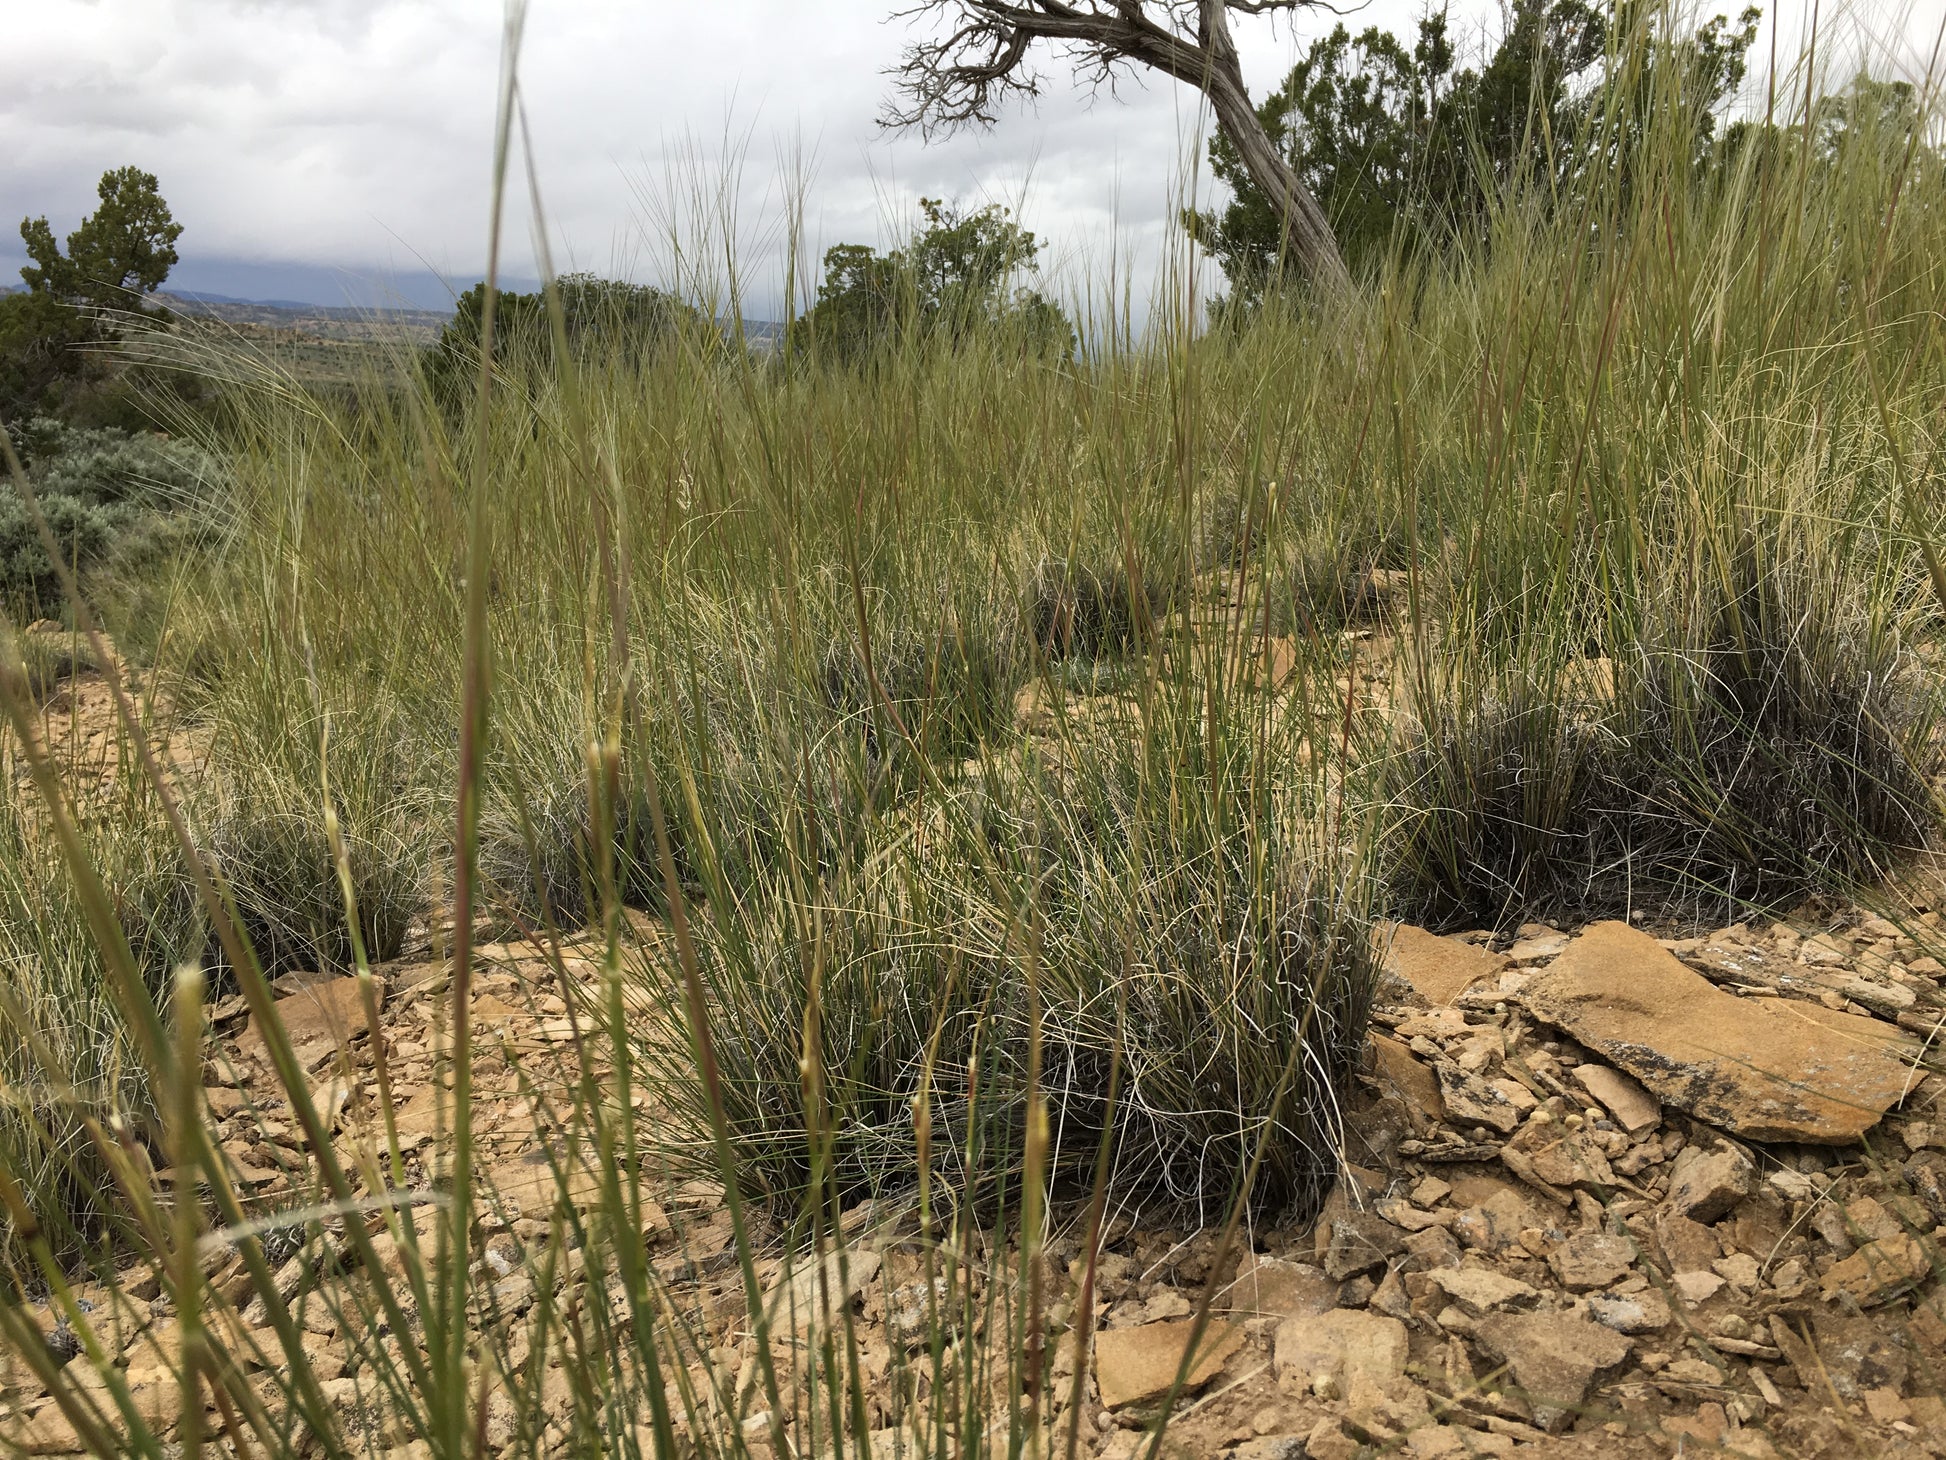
[
  {"x1": 1025, "y1": 553, "x2": 1160, "y2": 661},
  {"x1": 641, "y1": 678, "x2": 1376, "y2": 1229},
  {"x1": 1385, "y1": 520, "x2": 1941, "y2": 927}
]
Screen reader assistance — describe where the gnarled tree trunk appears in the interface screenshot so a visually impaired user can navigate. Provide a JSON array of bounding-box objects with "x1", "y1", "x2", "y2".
[{"x1": 1195, "y1": 25, "x2": 1349, "y2": 290}]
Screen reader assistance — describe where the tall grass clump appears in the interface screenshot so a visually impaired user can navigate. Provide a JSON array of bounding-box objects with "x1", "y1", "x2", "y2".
[
  {"x1": 0, "y1": 634, "x2": 205, "y2": 1268},
  {"x1": 1367, "y1": 17, "x2": 1946, "y2": 927},
  {"x1": 640, "y1": 667, "x2": 1375, "y2": 1227},
  {"x1": 2, "y1": 8, "x2": 1946, "y2": 1460},
  {"x1": 1389, "y1": 507, "x2": 1943, "y2": 927}
]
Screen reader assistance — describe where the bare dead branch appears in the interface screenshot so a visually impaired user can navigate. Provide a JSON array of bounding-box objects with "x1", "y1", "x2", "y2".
[{"x1": 882, "y1": 0, "x2": 1351, "y2": 286}]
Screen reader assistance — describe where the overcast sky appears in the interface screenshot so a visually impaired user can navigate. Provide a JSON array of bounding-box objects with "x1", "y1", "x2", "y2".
[{"x1": 4, "y1": 1, "x2": 1941, "y2": 317}]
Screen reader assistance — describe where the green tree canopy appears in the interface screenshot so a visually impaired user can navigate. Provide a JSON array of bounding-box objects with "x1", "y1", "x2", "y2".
[
  {"x1": 20, "y1": 167, "x2": 183, "y2": 311},
  {"x1": 423, "y1": 273, "x2": 707, "y2": 397},
  {"x1": 795, "y1": 198, "x2": 1073, "y2": 360},
  {"x1": 1189, "y1": 1, "x2": 1759, "y2": 305},
  {"x1": 5, "y1": 167, "x2": 183, "y2": 424}
]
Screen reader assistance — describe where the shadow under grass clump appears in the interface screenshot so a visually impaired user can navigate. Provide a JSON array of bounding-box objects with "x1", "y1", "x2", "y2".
[
  {"x1": 817, "y1": 609, "x2": 1022, "y2": 760},
  {"x1": 1386, "y1": 566, "x2": 1941, "y2": 927},
  {"x1": 206, "y1": 805, "x2": 423, "y2": 977},
  {"x1": 1273, "y1": 552, "x2": 1396, "y2": 639},
  {"x1": 639, "y1": 712, "x2": 1376, "y2": 1228},
  {"x1": 1194, "y1": 480, "x2": 1288, "y2": 572},
  {"x1": 1027, "y1": 554, "x2": 1162, "y2": 661}
]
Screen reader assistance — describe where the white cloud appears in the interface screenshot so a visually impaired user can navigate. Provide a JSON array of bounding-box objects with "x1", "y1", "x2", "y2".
[{"x1": 4, "y1": 0, "x2": 1941, "y2": 314}]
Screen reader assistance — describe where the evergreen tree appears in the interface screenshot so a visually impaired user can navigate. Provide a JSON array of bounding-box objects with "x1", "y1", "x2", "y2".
[{"x1": 795, "y1": 199, "x2": 1073, "y2": 360}]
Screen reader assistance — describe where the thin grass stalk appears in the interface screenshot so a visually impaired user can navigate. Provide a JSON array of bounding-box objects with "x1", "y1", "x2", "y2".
[
  {"x1": 437, "y1": 5, "x2": 527, "y2": 1451},
  {"x1": 170, "y1": 966, "x2": 206, "y2": 1460}
]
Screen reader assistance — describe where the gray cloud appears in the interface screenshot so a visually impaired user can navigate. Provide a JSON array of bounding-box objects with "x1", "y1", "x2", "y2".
[{"x1": 4, "y1": 1, "x2": 1939, "y2": 315}]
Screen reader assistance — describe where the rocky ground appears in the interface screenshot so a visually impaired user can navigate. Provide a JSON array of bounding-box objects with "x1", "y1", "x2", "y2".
[
  {"x1": 5, "y1": 631, "x2": 1946, "y2": 1458},
  {"x1": 3, "y1": 904, "x2": 1943, "y2": 1459}
]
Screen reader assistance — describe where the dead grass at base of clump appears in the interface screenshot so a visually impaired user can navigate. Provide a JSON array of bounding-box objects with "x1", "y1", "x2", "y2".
[{"x1": 1026, "y1": 554, "x2": 1165, "y2": 662}]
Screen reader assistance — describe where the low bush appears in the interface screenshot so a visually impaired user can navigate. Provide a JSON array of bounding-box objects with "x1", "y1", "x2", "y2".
[{"x1": 0, "y1": 417, "x2": 220, "y2": 617}]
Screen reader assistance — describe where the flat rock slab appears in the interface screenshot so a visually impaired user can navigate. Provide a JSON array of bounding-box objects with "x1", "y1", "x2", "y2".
[
  {"x1": 1094, "y1": 1319, "x2": 1244, "y2": 1410},
  {"x1": 1426, "y1": 1267, "x2": 1538, "y2": 1316},
  {"x1": 1219, "y1": 1255, "x2": 1338, "y2": 1321},
  {"x1": 240, "y1": 976, "x2": 384, "y2": 1059},
  {"x1": 1523, "y1": 922, "x2": 1915, "y2": 1143},
  {"x1": 1571, "y1": 1063, "x2": 1661, "y2": 1135},
  {"x1": 1381, "y1": 924, "x2": 1508, "y2": 1006},
  {"x1": 1368, "y1": 1034, "x2": 1443, "y2": 1126}
]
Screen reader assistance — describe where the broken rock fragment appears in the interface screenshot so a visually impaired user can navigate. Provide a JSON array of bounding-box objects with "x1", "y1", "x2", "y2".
[
  {"x1": 1434, "y1": 1065, "x2": 1528, "y2": 1136},
  {"x1": 1381, "y1": 923, "x2": 1509, "y2": 1006},
  {"x1": 1219, "y1": 1255, "x2": 1337, "y2": 1322},
  {"x1": 1093, "y1": 1319, "x2": 1244, "y2": 1410},
  {"x1": 1818, "y1": 1232, "x2": 1931, "y2": 1307},
  {"x1": 1662, "y1": 1144, "x2": 1755, "y2": 1222},
  {"x1": 1546, "y1": 1232, "x2": 1636, "y2": 1291},
  {"x1": 1523, "y1": 922, "x2": 1915, "y2": 1143},
  {"x1": 1470, "y1": 1310, "x2": 1633, "y2": 1432},
  {"x1": 1571, "y1": 1064, "x2": 1661, "y2": 1136},
  {"x1": 1585, "y1": 1287, "x2": 1671, "y2": 1334},
  {"x1": 1425, "y1": 1267, "x2": 1539, "y2": 1316},
  {"x1": 1273, "y1": 1310, "x2": 1408, "y2": 1393}
]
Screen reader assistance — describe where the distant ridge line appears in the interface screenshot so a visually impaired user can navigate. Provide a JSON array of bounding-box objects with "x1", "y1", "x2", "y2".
[{"x1": 5, "y1": 282, "x2": 785, "y2": 345}]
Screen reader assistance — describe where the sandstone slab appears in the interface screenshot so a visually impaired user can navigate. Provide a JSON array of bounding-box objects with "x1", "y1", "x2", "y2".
[
  {"x1": 1547, "y1": 1232, "x2": 1636, "y2": 1290},
  {"x1": 1819, "y1": 1232, "x2": 1930, "y2": 1307},
  {"x1": 240, "y1": 976, "x2": 383, "y2": 1059},
  {"x1": 1571, "y1": 1064, "x2": 1661, "y2": 1136},
  {"x1": 1381, "y1": 924, "x2": 1509, "y2": 1006},
  {"x1": 1425, "y1": 1267, "x2": 1538, "y2": 1316},
  {"x1": 1523, "y1": 922, "x2": 1915, "y2": 1142},
  {"x1": 1368, "y1": 1034, "x2": 1443, "y2": 1127},
  {"x1": 1094, "y1": 1319, "x2": 1244, "y2": 1410}
]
